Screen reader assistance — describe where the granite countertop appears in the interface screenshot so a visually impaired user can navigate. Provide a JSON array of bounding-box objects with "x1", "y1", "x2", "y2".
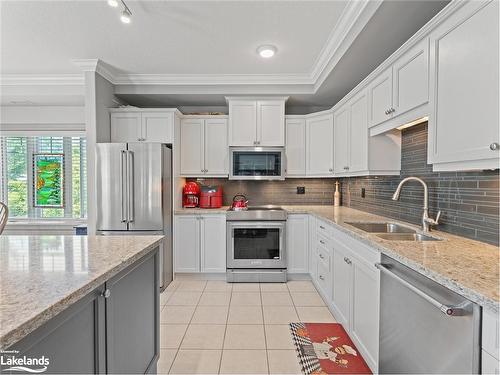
[
  {"x1": 174, "y1": 205, "x2": 499, "y2": 312},
  {"x1": 0, "y1": 235, "x2": 164, "y2": 350}
]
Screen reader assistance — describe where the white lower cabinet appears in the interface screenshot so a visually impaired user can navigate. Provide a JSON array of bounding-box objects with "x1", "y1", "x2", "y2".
[
  {"x1": 309, "y1": 217, "x2": 380, "y2": 372},
  {"x1": 174, "y1": 214, "x2": 226, "y2": 273},
  {"x1": 286, "y1": 214, "x2": 309, "y2": 274},
  {"x1": 482, "y1": 309, "x2": 500, "y2": 374}
]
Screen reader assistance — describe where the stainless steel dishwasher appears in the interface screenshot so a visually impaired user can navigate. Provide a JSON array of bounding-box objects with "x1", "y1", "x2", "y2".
[{"x1": 377, "y1": 254, "x2": 481, "y2": 374}]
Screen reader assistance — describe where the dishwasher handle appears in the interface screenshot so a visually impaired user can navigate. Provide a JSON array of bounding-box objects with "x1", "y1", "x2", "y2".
[{"x1": 375, "y1": 263, "x2": 472, "y2": 317}]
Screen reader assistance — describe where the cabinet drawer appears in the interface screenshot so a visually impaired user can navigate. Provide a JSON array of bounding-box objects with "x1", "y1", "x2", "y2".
[
  {"x1": 316, "y1": 219, "x2": 333, "y2": 239},
  {"x1": 316, "y1": 259, "x2": 332, "y2": 300},
  {"x1": 316, "y1": 233, "x2": 331, "y2": 249},
  {"x1": 316, "y1": 244, "x2": 330, "y2": 269},
  {"x1": 483, "y1": 309, "x2": 500, "y2": 359}
]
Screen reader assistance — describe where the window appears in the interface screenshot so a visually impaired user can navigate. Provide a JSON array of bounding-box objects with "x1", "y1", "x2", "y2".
[{"x1": 0, "y1": 136, "x2": 87, "y2": 220}]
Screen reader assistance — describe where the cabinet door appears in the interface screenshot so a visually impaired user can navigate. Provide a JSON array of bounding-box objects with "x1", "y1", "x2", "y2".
[
  {"x1": 333, "y1": 105, "x2": 350, "y2": 174},
  {"x1": 200, "y1": 215, "x2": 226, "y2": 273},
  {"x1": 306, "y1": 114, "x2": 334, "y2": 176},
  {"x1": 142, "y1": 112, "x2": 173, "y2": 143},
  {"x1": 285, "y1": 119, "x2": 306, "y2": 176},
  {"x1": 174, "y1": 215, "x2": 200, "y2": 272},
  {"x1": 204, "y1": 119, "x2": 228, "y2": 176},
  {"x1": 351, "y1": 257, "x2": 379, "y2": 370},
  {"x1": 482, "y1": 350, "x2": 500, "y2": 375},
  {"x1": 106, "y1": 250, "x2": 159, "y2": 374},
  {"x1": 368, "y1": 68, "x2": 393, "y2": 127},
  {"x1": 180, "y1": 119, "x2": 205, "y2": 176},
  {"x1": 392, "y1": 38, "x2": 429, "y2": 117},
  {"x1": 286, "y1": 214, "x2": 309, "y2": 273},
  {"x1": 349, "y1": 90, "x2": 369, "y2": 173},
  {"x1": 9, "y1": 287, "x2": 106, "y2": 374},
  {"x1": 428, "y1": 0, "x2": 499, "y2": 167},
  {"x1": 257, "y1": 100, "x2": 285, "y2": 146},
  {"x1": 331, "y1": 244, "x2": 351, "y2": 328},
  {"x1": 228, "y1": 100, "x2": 257, "y2": 146},
  {"x1": 111, "y1": 112, "x2": 142, "y2": 142}
]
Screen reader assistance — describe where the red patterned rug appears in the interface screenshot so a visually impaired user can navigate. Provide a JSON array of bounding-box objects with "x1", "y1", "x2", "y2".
[{"x1": 290, "y1": 323, "x2": 372, "y2": 375}]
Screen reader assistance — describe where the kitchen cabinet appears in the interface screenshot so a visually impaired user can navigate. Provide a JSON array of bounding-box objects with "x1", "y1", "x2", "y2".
[
  {"x1": 285, "y1": 118, "x2": 306, "y2": 176},
  {"x1": 180, "y1": 117, "x2": 228, "y2": 177},
  {"x1": 428, "y1": 0, "x2": 499, "y2": 171},
  {"x1": 368, "y1": 38, "x2": 429, "y2": 128},
  {"x1": 331, "y1": 242, "x2": 351, "y2": 327},
  {"x1": 286, "y1": 214, "x2": 309, "y2": 274},
  {"x1": 482, "y1": 309, "x2": 500, "y2": 374},
  {"x1": 174, "y1": 214, "x2": 226, "y2": 273},
  {"x1": 227, "y1": 97, "x2": 287, "y2": 146},
  {"x1": 8, "y1": 249, "x2": 160, "y2": 374},
  {"x1": 334, "y1": 89, "x2": 400, "y2": 176},
  {"x1": 306, "y1": 113, "x2": 334, "y2": 176},
  {"x1": 110, "y1": 110, "x2": 175, "y2": 143}
]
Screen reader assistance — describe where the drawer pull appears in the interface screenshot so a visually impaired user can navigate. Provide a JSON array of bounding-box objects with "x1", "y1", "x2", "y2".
[
  {"x1": 319, "y1": 254, "x2": 325, "y2": 259},
  {"x1": 319, "y1": 275, "x2": 325, "y2": 281},
  {"x1": 319, "y1": 240, "x2": 325, "y2": 245},
  {"x1": 101, "y1": 289, "x2": 111, "y2": 298},
  {"x1": 344, "y1": 257, "x2": 352, "y2": 265},
  {"x1": 319, "y1": 225, "x2": 325, "y2": 230}
]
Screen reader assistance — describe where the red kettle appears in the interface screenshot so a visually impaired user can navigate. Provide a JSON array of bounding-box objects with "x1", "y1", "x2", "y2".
[{"x1": 231, "y1": 194, "x2": 248, "y2": 211}]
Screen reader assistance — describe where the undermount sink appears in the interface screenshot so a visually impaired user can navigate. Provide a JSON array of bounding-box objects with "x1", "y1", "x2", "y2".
[
  {"x1": 375, "y1": 233, "x2": 442, "y2": 242},
  {"x1": 346, "y1": 222, "x2": 416, "y2": 234}
]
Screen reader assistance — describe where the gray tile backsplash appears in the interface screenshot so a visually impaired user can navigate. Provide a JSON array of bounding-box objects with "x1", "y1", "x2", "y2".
[
  {"x1": 190, "y1": 122, "x2": 499, "y2": 246},
  {"x1": 341, "y1": 123, "x2": 499, "y2": 246}
]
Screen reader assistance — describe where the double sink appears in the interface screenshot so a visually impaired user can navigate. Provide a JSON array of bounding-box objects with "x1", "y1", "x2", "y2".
[{"x1": 346, "y1": 222, "x2": 442, "y2": 242}]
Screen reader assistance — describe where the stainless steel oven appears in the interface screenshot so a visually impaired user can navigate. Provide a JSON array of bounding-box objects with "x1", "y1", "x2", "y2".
[
  {"x1": 226, "y1": 206, "x2": 287, "y2": 282},
  {"x1": 229, "y1": 147, "x2": 285, "y2": 180}
]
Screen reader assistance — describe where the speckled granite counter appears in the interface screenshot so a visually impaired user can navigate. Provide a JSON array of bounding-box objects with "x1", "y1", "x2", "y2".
[
  {"x1": 0, "y1": 235, "x2": 164, "y2": 349},
  {"x1": 174, "y1": 205, "x2": 499, "y2": 312}
]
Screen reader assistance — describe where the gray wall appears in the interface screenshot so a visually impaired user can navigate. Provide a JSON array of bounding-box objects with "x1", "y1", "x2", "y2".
[{"x1": 341, "y1": 123, "x2": 499, "y2": 245}]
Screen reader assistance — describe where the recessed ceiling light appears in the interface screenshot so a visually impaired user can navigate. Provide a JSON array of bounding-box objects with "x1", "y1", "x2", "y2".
[
  {"x1": 257, "y1": 45, "x2": 277, "y2": 58},
  {"x1": 120, "y1": 9, "x2": 131, "y2": 23},
  {"x1": 107, "y1": 0, "x2": 118, "y2": 7}
]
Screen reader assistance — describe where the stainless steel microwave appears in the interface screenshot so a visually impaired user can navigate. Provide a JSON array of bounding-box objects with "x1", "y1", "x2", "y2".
[{"x1": 229, "y1": 147, "x2": 285, "y2": 180}]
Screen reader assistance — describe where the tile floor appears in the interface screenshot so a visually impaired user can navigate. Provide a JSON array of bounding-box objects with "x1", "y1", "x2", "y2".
[{"x1": 158, "y1": 279, "x2": 336, "y2": 374}]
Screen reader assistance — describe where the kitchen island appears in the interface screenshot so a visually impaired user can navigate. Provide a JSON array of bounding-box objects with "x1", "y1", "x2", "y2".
[{"x1": 0, "y1": 235, "x2": 163, "y2": 374}]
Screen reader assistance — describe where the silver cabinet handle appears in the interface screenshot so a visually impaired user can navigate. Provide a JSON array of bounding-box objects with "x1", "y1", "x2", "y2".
[
  {"x1": 344, "y1": 257, "x2": 352, "y2": 265},
  {"x1": 319, "y1": 275, "x2": 325, "y2": 281},
  {"x1": 319, "y1": 225, "x2": 325, "y2": 230},
  {"x1": 385, "y1": 110, "x2": 389, "y2": 115},
  {"x1": 329, "y1": 168, "x2": 333, "y2": 172},
  {"x1": 319, "y1": 253, "x2": 325, "y2": 259},
  {"x1": 319, "y1": 240, "x2": 325, "y2": 245},
  {"x1": 375, "y1": 263, "x2": 472, "y2": 316},
  {"x1": 120, "y1": 150, "x2": 127, "y2": 223},
  {"x1": 101, "y1": 289, "x2": 111, "y2": 298},
  {"x1": 127, "y1": 150, "x2": 134, "y2": 223},
  {"x1": 490, "y1": 142, "x2": 499, "y2": 150}
]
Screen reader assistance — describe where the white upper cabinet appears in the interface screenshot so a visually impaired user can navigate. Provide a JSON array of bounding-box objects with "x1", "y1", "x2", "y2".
[
  {"x1": 334, "y1": 89, "x2": 400, "y2": 177},
  {"x1": 368, "y1": 38, "x2": 430, "y2": 129},
  {"x1": 228, "y1": 100, "x2": 257, "y2": 146},
  {"x1": 306, "y1": 113, "x2": 334, "y2": 176},
  {"x1": 257, "y1": 100, "x2": 285, "y2": 146},
  {"x1": 285, "y1": 119, "x2": 306, "y2": 176},
  {"x1": 368, "y1": 68, "x2": 393, "y2": 127},
  {"x1": 392, "y1": 38, "x2": 429, "y2": 117},
  {"x1": 428, "y1": 0, "x2": 499, "y2": 171},
  {"x1": 110, "y1": 112, "x2": 141, "y2": 142},
  {"x1": 333, "y1": 105, "x2": 350, "y2": 174},
  {"x1": 227, "y1": 97, "x2": 287, "y2": 146},
  {"x1": 110, "y1": 110, "x2": 175, "y2": 143},
  {"x1": 180, "y1": 117, "x2": 228, "y2": 177}
]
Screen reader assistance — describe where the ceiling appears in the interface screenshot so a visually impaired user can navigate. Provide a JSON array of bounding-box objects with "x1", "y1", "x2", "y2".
[{"x1": 0, "y1": 0, "x2": 449, "y2": 111}]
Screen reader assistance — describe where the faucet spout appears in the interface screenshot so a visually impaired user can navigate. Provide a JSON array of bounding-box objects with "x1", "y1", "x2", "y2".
[{"x1": 391, "y1": 177, "x2": 439, "y2": 232}]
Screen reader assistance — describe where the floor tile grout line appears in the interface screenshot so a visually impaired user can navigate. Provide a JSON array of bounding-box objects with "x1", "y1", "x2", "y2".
[
  {"x1": 218, "y1": 283, "x2": 233, "y2": 374},
  {"x1": 259, "y1": 285, "x2": 271, "y2": 374}
]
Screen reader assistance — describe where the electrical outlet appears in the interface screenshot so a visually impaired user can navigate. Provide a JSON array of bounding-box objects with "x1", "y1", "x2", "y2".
[
  {"x1": 297, "y1": 186, "x2": 305, "y2": 194},
  {"x1": 361, "y1": 187, "x2": 366, "y2": 198}
]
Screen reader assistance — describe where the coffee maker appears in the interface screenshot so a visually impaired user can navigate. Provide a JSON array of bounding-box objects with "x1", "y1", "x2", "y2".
[{"x1": 182, "y1": 181, "x2": 200, "y2": 208}]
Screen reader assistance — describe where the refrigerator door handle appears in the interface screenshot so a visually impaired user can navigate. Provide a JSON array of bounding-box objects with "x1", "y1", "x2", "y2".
[
  {"x1": 127, "y1": 150, "x2": 135, "y2": 223},
  {"x1": 120, "y1": 150, "x2": 128, "y2": 223}
]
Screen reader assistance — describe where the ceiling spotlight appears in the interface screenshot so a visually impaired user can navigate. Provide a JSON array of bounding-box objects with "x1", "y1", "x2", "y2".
[
  {"x1": 120, "y1": 9, "x2": 131, "y2": 23},
  {"x1": 257, "y1": 45, "x2": 277, "y2": 58},
  {"x1": 107, "y1": 0, "x2": 118, "y2": 7}
]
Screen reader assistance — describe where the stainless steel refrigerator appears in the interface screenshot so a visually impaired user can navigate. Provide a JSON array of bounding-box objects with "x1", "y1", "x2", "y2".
[{"x1": 96, "y1": 143, "x2": 173, "y2": 290}]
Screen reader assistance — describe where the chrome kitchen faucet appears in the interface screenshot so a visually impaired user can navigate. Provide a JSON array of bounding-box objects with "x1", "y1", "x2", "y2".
[{"x1": 392, "y1": 177, "x2": 441, "y2": 232}]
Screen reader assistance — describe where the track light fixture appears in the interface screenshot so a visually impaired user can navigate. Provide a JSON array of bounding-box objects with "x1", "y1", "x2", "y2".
[{"x1": 107, "y1": 0, "x2": 132, "y2": 24}]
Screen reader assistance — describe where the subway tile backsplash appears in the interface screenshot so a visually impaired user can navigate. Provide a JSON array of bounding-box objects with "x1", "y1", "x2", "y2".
[{"x1": 190, "y1": 122, "x2": 499, "y2": 246}]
